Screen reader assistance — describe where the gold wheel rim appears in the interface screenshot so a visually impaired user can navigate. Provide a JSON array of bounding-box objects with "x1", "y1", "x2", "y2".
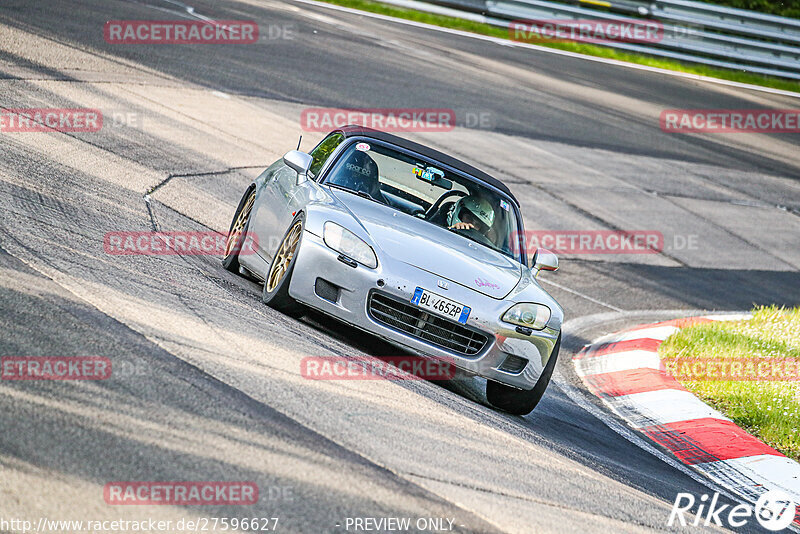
[
  {"x1": 266, "y1": 221, "x2": 302, "y2": 293},
  {"x1": 225, "y1": 192, "x2": 255, "y2": 257}
]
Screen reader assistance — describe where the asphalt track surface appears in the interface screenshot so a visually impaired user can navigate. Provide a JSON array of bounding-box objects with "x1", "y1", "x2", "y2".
[{"x1": 1, "y1": 0, "x2": 799, "y2": 532}]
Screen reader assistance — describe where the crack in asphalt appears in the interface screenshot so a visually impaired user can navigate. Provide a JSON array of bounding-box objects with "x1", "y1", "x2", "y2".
[
  {"x1": 140, "y1": 196, "x2": 374, "y2": 361},
  {"x1": 144, "y1": 195, "x2": 161, "y2": 232},
  {"x1": 144, "y1": 165, "x2": 267, "y2": 197},
  {"x1": 645, "y1": 189, "x2": 800, "y2": 217},
  {"x1": 143, "y1": 165, "x2": 266, "y2": 231}
]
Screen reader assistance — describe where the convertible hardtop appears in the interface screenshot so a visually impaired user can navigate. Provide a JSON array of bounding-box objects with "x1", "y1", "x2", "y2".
[{"x1": 337, "y1": 125, "x2": 519, "y2": 205}]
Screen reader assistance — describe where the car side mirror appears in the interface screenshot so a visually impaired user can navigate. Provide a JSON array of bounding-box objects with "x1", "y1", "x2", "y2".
[
  {"x1": 530, "y1": 248, "x2": 558, "y2": 277},
  {"x1": 283, "y1": 150, "x2": 313, "y2": 184}
]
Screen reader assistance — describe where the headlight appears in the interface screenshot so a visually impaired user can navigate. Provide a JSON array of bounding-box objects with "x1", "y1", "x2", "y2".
[
  {"x1": 502, "y1": 303, "x2": 551, "y2": 330},
  {"x1": 323, "y1": 222, "x2": 378, "y2": 268}
]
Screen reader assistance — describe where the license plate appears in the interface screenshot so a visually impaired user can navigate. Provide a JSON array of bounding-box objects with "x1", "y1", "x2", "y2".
[{"x1": 411, "y1": 287, "x2": 471, "y2": 324}]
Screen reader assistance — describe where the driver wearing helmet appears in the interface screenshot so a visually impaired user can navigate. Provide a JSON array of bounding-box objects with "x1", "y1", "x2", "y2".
[{"x1": 448, "y1": 195, "x2": 495, "y2": 243}]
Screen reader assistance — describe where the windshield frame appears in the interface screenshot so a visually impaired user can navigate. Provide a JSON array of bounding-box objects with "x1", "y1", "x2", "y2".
[{"x1": 319, "y1": 136, "x2": 527, "y2": 266}]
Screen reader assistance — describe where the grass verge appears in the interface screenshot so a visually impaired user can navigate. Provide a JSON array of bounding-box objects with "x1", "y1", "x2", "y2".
[
  {"x1": 659, "y1": 306, "x2": 800, "y2": 461},
  {"x1": 317, "y1": 0, "x2": 800, "y2": 93},
  {"x1": 703, "y1": 0, "x2": 800, "y2": 20}
]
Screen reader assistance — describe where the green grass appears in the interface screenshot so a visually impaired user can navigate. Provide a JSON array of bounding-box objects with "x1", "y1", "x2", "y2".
[
  {"x1": 319, "y1": 0, "x2": 800, "y2": 93},
  {"x1": 659, "y1": 306, "x2": 800, "y2": 461},
  {"x1": 702, "y1": 0, "x2": 800, "y2": 19}
]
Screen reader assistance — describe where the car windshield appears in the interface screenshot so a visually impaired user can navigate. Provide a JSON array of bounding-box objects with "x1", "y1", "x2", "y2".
[{"x1": 323, "y1": 140, "x2": 523, "y2": 263}]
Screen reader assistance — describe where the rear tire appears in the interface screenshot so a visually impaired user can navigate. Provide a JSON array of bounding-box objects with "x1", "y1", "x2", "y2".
[
  {"x1": 222, "y1": 187, "x2": 256, "y2": 274},
  {"x1": 262, "y1": 214, "x2": 305, "y2": 318},
  {"x1": 486, "y1": 334, "x2": 561, "y2": 415}
]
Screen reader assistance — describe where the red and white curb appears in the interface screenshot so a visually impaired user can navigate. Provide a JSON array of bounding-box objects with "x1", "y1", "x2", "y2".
[{"x1": 574, "y1": 314, "x2": 800, "y2": 525}]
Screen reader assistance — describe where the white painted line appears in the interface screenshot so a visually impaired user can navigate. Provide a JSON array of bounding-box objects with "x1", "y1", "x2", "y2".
[
  {"x1": 552, "y1": 367, "x2": 746, "y2": 508},
  {"x1": 608, "y1": 325, "x2": 679, "y2": 342},
  {"x1": 608, "y1": 388, "x2": 730, "y2": 427},
  {"x1": 293, "y1": 0, "x2": 800, "y2": 99},
  {"x1": 572, "y1": 314, "x2": 800, "y2": 531},
  {"x1": 575, "y1": 349, "x2": 662, "y2": 376},
  {"x1": 538, "y1": 278, "x2": 625, "y2": 312},
  {"x1": 701, "y1": 455, "x2": 800, "y2": 502}
]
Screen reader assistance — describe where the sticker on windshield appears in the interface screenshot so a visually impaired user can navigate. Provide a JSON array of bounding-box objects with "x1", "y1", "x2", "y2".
[
  {"x1": 413, "y1": 166, "x2": 444, "y2": 182},
  {"x1": 500, "y1": 199, "x2": 510, "y2": 211},
  {"x1": 355, "y1": 142, "x2": 370, "y2": 152}
]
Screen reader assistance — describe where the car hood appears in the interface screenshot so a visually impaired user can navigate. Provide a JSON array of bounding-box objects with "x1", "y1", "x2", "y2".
[{"x1": 330, "y1": 189, "x2": 522, "y2": 299}]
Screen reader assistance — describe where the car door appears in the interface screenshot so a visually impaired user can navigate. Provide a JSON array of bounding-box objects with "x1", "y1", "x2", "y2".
[
  {"x1": 248, "y1": 162, "x2": 298, "y2": 264},
  {"x1": 248, "y1": 132, "x2": 346, "y2": 263},
  {"x1": 290, "y1": 131, "x2": 346, "y2": 214}
]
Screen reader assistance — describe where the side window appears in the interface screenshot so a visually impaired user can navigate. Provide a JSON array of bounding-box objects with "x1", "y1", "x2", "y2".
[{"x1": 308, "y1": 133, "x2": 344, "y2": 179}]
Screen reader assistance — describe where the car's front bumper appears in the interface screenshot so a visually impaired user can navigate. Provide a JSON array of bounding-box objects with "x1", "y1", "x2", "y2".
[{"x1": 289, "y1": 230, "x2": 560, "y2": 390}]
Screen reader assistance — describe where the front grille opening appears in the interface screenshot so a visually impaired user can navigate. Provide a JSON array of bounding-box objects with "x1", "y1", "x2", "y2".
[
  {"x1": 315, "y1": 278, "x2": 340, "y2": 303},
  {"x1": 498, "y1": 354, "x2": 528, "y2": 374},
  {"x1": 367, "y1": 292, "x2": 489, "y2": 357}
]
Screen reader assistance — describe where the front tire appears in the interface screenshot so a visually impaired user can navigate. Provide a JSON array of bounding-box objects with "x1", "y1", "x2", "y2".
[
  {"x1": 486, "y1": 335, "x2": 561, "y2": 415},
  {"x1": 262, "y1": 214, "x2": 305, "y2": 318},
  {"x1": 222, "y1": 187, "x2": 256, "y2": 274}
]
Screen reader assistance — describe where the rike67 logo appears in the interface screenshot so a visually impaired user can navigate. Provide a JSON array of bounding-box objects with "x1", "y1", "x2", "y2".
[{"x1": 669, "y1": 490, "x2": 797, "y2": 531}]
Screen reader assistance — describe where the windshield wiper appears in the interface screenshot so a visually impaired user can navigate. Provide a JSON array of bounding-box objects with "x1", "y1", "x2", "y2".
[
  {"x1": 446, "y1": 225, "x2": 516, "y2": 259},
  {"x1": 327, "y1": 183, "x2": 385, "y2": 205}
]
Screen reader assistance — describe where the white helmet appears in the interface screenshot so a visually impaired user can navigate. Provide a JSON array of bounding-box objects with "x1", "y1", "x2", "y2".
[{"x1": 448, "y1": 195, "x2": 495, "y2": 230}]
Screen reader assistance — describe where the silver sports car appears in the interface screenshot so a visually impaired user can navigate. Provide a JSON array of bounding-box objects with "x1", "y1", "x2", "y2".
[{"x1": 223, "y1": 126, "x2": 563, "y2": 415}]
